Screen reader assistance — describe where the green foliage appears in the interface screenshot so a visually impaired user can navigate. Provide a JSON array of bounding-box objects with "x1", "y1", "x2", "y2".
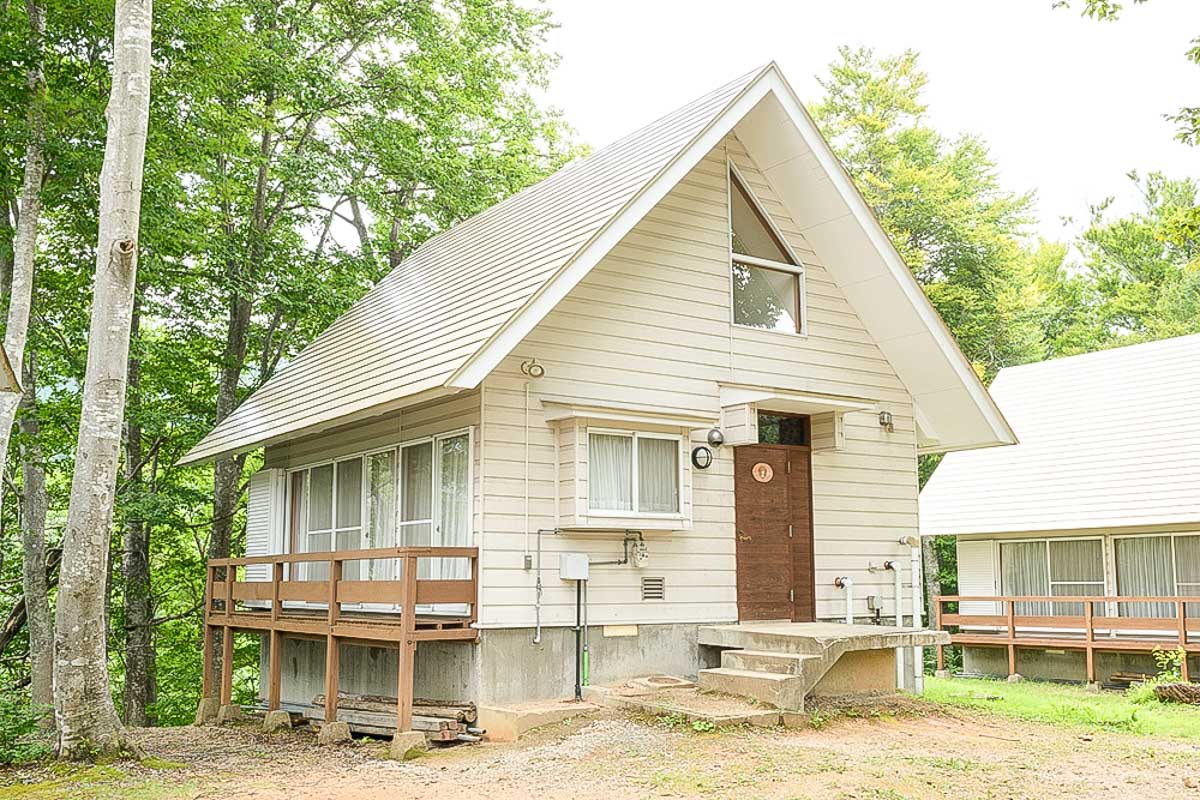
[
  {"x1": 925, "y1": 676, "x2": 1200, "y2": 738},
  {"x1": 0, "y1": 695, "x2": 52, "y2": 765}
]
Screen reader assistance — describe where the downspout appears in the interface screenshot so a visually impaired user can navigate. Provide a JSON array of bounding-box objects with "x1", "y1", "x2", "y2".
[
  {"x1": 833, "y1": 576, "x2": 854, "y2": 624},
  {"x1": 885, "y1": 559, "x2": 904, "y2": 689}
]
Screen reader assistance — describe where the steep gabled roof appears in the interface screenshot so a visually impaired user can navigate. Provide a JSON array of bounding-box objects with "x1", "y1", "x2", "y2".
[
  {"x1": 181, "y1": 63, "x2": 1013, "y2": 466},
  {"x1": 920, "y1": 334, "x2": 1200, "y2": 536}
]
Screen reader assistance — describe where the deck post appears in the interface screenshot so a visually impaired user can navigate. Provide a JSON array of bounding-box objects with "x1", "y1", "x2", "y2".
[
  {"x1": 268, "y1": 630, "x2": 283, "y2": 712},
  {"x1": 1005, "y1": 599, "x2": 1017, "y2": 678},
  {"x1": 935, "y1": 598, "x2": 945, "y2": 673},
  {"x1": 324, "y1": 557, "x2": 342, "y2": 724},
  {"x1": 1084, "y1": 599, "x2": 1095, "y2": 684},
  {"x1": 220, "y1": 625, "x2": 234, "y2": 707},
  {"x1": 397, "y1": 553, "x2": 418, "y2": 733},
  {"x1": 1178, "y1": 599, "x2": 1191, "y2": 683},
  {"x1": 201, "y1": 622, "x2": 215, "y2": 699},
  {"x1": 223, "y1": 561, "x2": 235, "y2": 619}
]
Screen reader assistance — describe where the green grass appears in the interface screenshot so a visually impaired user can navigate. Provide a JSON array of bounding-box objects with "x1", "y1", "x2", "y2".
[{"x1": 925, "y1": 675, "x2": 1200, "y2": 739}]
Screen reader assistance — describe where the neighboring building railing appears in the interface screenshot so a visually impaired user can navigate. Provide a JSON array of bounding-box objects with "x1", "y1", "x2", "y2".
[
  {"x1": 202, "y1": 546, "x2": 479, "y2": 734},
  {"x1": 934, "y1": 594, "x2": 1200, "y2": 684}
]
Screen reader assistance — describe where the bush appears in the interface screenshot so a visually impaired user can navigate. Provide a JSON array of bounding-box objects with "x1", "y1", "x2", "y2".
[{"x1": 0, "y1": 694, "x2": 53, "y2": 764}]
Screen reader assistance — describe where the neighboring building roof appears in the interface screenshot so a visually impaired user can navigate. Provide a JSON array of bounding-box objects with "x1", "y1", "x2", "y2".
[
  {"x1": 180, "y1": 63, "x2": 1014, "y2": 466},
  {"x1": 920, "y1": 334, "x2": 1200, "y2": 536}
]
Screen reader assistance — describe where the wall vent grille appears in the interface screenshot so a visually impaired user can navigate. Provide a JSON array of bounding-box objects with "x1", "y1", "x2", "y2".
[{"x1": 641, "y1": 576, "x2": 666, "y2": 601}]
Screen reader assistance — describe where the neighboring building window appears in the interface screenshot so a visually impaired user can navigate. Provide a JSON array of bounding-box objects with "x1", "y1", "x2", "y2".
[
  {"x1": 1000, "y1": 539, "x2": 1104, "y2": 616},
  {"x1": 286, "y1": 431, "x2": 471, "y2": 582},
  {"x1": 729, "y1": 170, "x2": 804, "y2": 334},
  {"x1": 1115, "y1": 534, "x2": 1200, "y2": 618},
  {"x1": 588, "y1": 430, "x2": 679, "y2": 515},
  {"x1": 758, "y1": 412, "x2": 809, "y2": 446}
]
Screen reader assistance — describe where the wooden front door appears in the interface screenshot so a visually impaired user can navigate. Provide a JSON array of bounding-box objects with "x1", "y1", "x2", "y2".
[{"x1": 733, "y1": 444, "x2": 815, "y2": 621}]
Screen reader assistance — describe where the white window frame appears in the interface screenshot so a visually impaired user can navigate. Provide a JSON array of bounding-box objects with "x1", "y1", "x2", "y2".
[
  {"x1": 1111, "y1": 532, "x2": 1200, "y2": 608},
  {"x1": 282, "y1": 427, "x2": 474, "y2": 573},
  {"x1": 727, "y1": 160, "x2": 808, "y2": 337},
  {"x1": 998, "y1": 536, "x2": 1107, "y2": 619},
  {"x1": 585, "y1": 427, "x2": 683, "y2": 519}
]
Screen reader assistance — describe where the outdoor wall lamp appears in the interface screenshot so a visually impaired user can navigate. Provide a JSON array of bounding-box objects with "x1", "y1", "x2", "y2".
[
  {"x1": 878, "y1": 410, "x2": 894, "y2": 433},
  {"x1": 706, "y1": 427, "x2": 724, "y2": 447}
]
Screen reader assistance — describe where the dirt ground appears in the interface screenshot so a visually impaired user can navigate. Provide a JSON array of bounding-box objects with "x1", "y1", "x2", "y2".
[{"x1": 5, "y1": 699, "x2": 1200, "y2": 800}]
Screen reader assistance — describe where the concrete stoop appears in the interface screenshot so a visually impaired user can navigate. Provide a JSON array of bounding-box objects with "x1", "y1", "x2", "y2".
[
  {"x1": 477, "y1": 700, "x2": 600, "y2": 742},
  {"x1": 697, "y1": 622, "x2": 950, "y2": 711}
]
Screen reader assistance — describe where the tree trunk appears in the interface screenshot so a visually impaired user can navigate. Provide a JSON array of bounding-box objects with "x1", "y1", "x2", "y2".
[
  {"x1": 0, "y1": 0, "x2": 49, "y2": 521},
  {"x1": 18, "y1": 351, "x2": 51, "y2": 723},
  {"x1": 121, "y1": 299, "x2": 154, "y2": 726},
  {"x1": 921, "y1": 535, "x2": 941, "y2": 629},
  {"x1": 53, "y1": 0, "x2": 152, "y2": 761}
]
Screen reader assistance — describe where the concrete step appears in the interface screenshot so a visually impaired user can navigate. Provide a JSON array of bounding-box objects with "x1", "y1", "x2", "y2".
[
  {"x1": 720, "y1": 649, "x2": 813, "y2": 675},
  {"x1": 697, "y1": 667, "x2": 806, "y2": 711}
]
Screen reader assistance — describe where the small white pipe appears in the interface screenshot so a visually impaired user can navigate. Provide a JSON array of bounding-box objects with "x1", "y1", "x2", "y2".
[
  {"x1": 834, "y1": 577, "x2": 854, "y2": 624},
  {"x1": 885, "y1": 560, "x2": 904, "y2": 690},
  {"x1": 910, "y1": 544, "x2": 924, "y2": 693}
]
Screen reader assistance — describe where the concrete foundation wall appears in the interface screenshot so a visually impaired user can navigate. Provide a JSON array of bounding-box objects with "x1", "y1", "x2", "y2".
[
  {"x1": 963, "y1": 645, "x2": 1200, "y2": 684},
  {"x1": 478, "y1": 622, "x2": 711, "y2": 704},
  {"x1": 258, "y1": 636, "x2": 479, "y2": 706}
]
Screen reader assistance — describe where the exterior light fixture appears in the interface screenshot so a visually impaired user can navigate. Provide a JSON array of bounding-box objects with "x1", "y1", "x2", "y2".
[
  {"x1": 878, "y1": 410, "x2": 894, "y2": 433},
  {"x1": 520, "y1": 358, "x2": 545, "y2": 378},
  {"x1": 691, "y1": 445, "x2": 714, "y2": 470},
  {"x1": 706, "y1": 427, "x2": 725, "y2": 447}
]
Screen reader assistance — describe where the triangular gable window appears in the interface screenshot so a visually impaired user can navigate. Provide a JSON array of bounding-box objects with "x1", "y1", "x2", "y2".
[{"x1": 729, "y1": 169, "x2": 805, "y2": 335}]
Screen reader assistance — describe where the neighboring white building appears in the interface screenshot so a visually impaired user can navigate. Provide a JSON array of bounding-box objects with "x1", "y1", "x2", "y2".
[
  {"x1": 185, "y1": 63, "x2": 1012, "y2": 709},
  {"x1": 921, "y1": 334, "x2": 1200, "y2": 683}
]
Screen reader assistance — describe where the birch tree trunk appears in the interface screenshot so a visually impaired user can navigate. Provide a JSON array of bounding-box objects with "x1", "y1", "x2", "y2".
[
  {"x1": 53, "y1": 0, "x2": 152, "y2": 760},
  {"x1": 0, "y1": 0, "x2": 49, "y2": 519},
  {"x1": 18, "y1": 351, "x2": 51, "y2": 723}
]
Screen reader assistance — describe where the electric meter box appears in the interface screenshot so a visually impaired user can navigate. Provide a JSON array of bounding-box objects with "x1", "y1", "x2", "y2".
[{"x1": 559, "y1": 552, "x2": 590, "y2": 581}]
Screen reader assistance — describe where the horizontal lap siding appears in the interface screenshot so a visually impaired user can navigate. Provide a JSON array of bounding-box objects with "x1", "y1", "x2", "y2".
[{"x1": 478, "y1": 135, "x2": 920, "y2": 628}]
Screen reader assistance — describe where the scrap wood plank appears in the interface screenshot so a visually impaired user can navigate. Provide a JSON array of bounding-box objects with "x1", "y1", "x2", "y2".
[{"x1": 311, "y1": 692, "x2": 476, "y2": 722}]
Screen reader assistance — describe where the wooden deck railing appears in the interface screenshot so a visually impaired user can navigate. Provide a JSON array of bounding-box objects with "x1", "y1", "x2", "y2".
[
  {"x1": 202, "y1": 546, "x2": 479, "y2": 734},
  {"x1": 935, "y1": 594, "x2": 1200, "y2": 684}
]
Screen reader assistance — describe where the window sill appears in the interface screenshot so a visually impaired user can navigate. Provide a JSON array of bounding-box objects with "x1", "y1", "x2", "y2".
[{"x1": 732, "y1": 322, "x2": 808, "y2": 339}]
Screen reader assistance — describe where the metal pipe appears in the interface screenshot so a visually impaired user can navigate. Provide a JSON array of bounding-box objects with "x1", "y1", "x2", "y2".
[
  {"x1": 910, "y1": 543, "x2": 924, "y2": 693},
  {"x1": 885, "y1": 560, "x2": 904, "y2": 690},
  {"x1": 532, "y1": 527, "x2": 550, "y2": 644},
  {"x1": 582, "y1": 579, "x2": 590, "y2": 687},
  {"x1": 573, "y1": 579, "x2": 583, "y2": 701},
  {"x1": 834, "y1": 576, "x2": 854, "y2": 624}
]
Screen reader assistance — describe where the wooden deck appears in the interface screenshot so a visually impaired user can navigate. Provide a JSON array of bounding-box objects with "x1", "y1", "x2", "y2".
[
  {"x1": 935, "y1": 594, "x2": 1200, "y2": 683},
  {"x1": 203, "y1": 546, "x2": 478, "y2": 733}
]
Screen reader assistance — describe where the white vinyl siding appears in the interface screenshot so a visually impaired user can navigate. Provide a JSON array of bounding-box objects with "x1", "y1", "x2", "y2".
[{"x1": 476, "y1": 135, "x2": 920, "y2": 628}]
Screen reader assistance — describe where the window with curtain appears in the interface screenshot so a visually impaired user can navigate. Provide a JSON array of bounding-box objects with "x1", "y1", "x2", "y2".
[
  {"x1": 1114, "y1": 535, "x2": 1200, "y2": 619},
  {"x1": 285, "y1": 433, "x2": 473, "y2": 590},
  {"x1": 588, "y1": 431, "x2": 679, "y2": 515},
  {"x1": 1000, "y1": 539, "x2": 1105, "y2": 617},
  {"x1": 1176, "y1": 535, "x2": 1200, "y2": 616}
]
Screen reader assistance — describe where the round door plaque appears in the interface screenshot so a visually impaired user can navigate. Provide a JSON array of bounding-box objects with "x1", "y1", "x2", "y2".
[{"x1": 751, "y1": 462, "x2": 774, "y2": 483}]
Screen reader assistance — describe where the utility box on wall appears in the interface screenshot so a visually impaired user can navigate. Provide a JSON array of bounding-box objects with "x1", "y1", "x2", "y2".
[{"x1": 559, "y1": 552, "x2": 590, "y2": 581}]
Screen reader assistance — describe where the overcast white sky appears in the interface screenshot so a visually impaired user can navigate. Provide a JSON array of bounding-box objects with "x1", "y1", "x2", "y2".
[{"x1": 541, "y1": 0, "x2": 1200, "y2": 240}]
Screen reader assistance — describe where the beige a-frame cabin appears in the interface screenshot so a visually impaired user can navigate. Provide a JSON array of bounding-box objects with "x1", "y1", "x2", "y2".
[{"x1": 182, "y1": 63, "x2": 1013, "y2": 740}]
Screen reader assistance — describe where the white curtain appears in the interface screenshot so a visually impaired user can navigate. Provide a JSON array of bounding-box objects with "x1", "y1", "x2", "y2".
[
  {"x1": 1176, "y1": 535, "x2": 1200, "y2": 616},
  {"x1": 401, "y1": 442, "x2": 433, "y2": 579},
  {"x1": 1116, "y1": 536, "x2": 1175, "y2": 618},
  {"x1": 588, "y1": 433, "x2": 632, "y2": 511},
  {"x1": 366, "y1": 450, "x2": 397, "y2": 580},
  {"x1": 305, "y1": 464, "x2": 334, "y2": 581},
  {"x1": 1048, "y1": 539, "x2": 1105, "y2": 616},
  {"x1": 438, "y1": 434, "x2": 470, "y2": 580},
  {"x1": 637, "y1": 437, "x2": 678, "y2": 513},
  {"x1": 335, "y1": 458, "x2": 363, "y2": 579},
  {"x1": 1001, "y1": 541, "x2": 1049, "y2": 616}
]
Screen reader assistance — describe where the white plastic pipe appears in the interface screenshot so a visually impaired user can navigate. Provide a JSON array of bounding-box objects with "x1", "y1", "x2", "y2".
[
  {"x1": 834, "y1": 577, "x2": 854, "y2": 624},
  {"x1": 885, "y1": 560, "x2": 904, "y2": 689},
  {"x1": 910, "y1": 544, "x2": 924, "y2": 693}
]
